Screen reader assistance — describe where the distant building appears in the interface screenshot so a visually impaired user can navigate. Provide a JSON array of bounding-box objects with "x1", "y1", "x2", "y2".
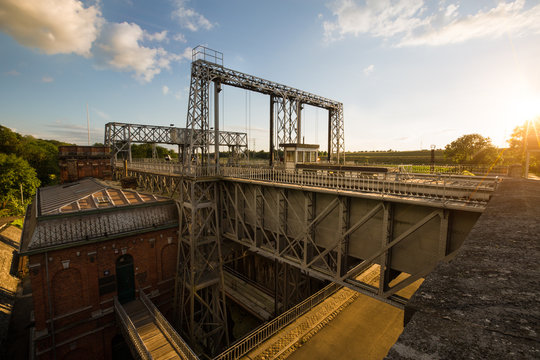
[
  {"x1": 58, "y1": 146, "x2": 112, "y2": 183},
  {"x1": 19, "y1": 178, "x2": 179, "y2": 360}
]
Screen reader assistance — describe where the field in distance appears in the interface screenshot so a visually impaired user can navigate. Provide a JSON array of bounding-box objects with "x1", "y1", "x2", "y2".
[{"x1": 345, "y1": 149, "x2": 445, "y2": 165}]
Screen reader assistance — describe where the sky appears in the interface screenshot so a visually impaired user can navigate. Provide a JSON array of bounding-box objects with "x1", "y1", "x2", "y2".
[{"x1": 0, "y1": 0, "x2": 539, "y2": 152}]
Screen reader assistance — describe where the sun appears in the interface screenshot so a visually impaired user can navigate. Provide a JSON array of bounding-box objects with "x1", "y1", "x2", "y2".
[{"x1": 514, "y1": 93, "x2": 540, "y2": 124}]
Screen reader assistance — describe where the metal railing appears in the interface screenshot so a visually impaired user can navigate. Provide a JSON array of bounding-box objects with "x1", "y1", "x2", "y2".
[
  {"x1": 114, "y1": 297, "x2": 153, "y2": 360},
  {"x1": 220, "y1": 166, "x2": 498, "y2": 205},
  {"x1": 139, "y1": 290, "x2": 199, "y2": 360},
  {"x1": 365, "y1": 163, "x2": 510, "y2": 176},
  {"x1": 118, "y1": 161, "x2": 219, "y2": 177},
  {"x1": 117, "y1": 162, "x2": 499, "y2": 205},
  {"x1": 213, "y1": 282, "x2": 342, "y2": 360}
]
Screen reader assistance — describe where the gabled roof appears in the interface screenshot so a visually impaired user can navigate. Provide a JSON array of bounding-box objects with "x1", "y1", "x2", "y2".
[
  {"x1": 38, "y1": 178, "x2": 165, "y2": 216},
  {"x1": 20, "y1": 178, "x2": 178, "y2": 254}
]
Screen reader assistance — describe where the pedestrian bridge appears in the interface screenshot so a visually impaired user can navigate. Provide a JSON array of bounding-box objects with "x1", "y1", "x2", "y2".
[{"x1": 115, "y1": 290, "x2": 199, "y2": 360}]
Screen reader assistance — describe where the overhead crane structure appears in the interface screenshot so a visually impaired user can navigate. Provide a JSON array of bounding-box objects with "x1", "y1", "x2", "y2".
[
  {"x1": 104, "y1": 122, "x2": 248, "y2": 163},
  {"x1": 185, "y1": 46, "x2": 345, "y2": 167}
]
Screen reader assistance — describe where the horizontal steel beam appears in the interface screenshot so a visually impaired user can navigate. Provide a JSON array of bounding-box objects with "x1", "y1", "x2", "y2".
[
  {"x1": 104, "y1": 122, "x2": 248, "y2": 147},
  {"x1": 192, "y1": 60, "x2": 342, "y2": 110}
]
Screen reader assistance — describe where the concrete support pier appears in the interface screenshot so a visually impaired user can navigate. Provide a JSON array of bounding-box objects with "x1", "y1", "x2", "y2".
[{"x1": 386, "y1": 178, "x2": 540, "y2": 359}]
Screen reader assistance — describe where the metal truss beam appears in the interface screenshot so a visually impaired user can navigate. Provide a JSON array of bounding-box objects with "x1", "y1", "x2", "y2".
[
  {"x1": 219, "y1": 181, "x2": 466, "y2": 308},
  {"x1": 104, "y1": 122, "x2": 247, "y2": 161},
  {"x1": 186, "y1": 51, "x2": 345, "y2": 163},
  {"x1": 115, "y1": 166, "x2": 480, "y2": 311}
]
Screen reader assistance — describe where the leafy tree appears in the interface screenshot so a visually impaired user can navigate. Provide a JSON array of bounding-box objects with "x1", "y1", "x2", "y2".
[
  {"x1": 131, "y1": 143, "x2": 177, "y2": 159},
  {"x1": 444, "y1": 134, "x2": 498, "y2": 164},
  {"x1": 18, "y1": 136, "x2": 61, "y2": 185},
  {"x1": 0, "y1": 153, "x2": 40, "y2": 215},
  {"x1": 504, "y1": 118, "x2": 540, "y2": 173},
  {"x1": 0, "y1": 126, "x2": 71, "y2": 186},
  {"x1": 0, "y1": 125, "x2": 22, "y2": 154}
]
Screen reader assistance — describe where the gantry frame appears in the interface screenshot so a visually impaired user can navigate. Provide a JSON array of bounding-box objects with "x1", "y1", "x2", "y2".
[
  {"x1": 104, "y1": 122, "x2": 248, "y2": 162},
  {"x1": 184, "y1": 46, "x2": 345, "y2": 166}
]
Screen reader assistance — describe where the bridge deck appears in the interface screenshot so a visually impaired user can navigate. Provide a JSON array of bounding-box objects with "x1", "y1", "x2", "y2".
[
  {"x1": 118, "y1": 162, "x2": 498, "y2": 210},
  {"x1": 124, "y1": 299, "x2": 181, "y2": 360}
]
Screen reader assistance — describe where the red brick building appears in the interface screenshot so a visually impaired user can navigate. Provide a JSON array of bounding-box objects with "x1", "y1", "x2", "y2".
[
  {"x1": 58, "y1": 146, "x2": 112, "y2": 183},
  {"x1": 19, "y1": 178, "x2": 179, "y2": 359}
]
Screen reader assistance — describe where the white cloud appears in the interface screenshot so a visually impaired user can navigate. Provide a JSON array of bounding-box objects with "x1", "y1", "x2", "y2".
[
  {"x1": 42, "y1": 76, "x2": 54, "y2": 83},
  {"x1": 400, "y1": 1, "x2": 540, "y2": 47},
  {"x1": 4, "y1": 70, "x2": 20, "y2": 76},
  {"x1": 363, "y1": 64, "x2": 374, "y2": 76},
  {"x1": 172, "y1": 0, "x2": 215, "y2": 31},
  {"x1": 173, "y1": 33, "x2": 187, "y2": 43},
  {"x1": 144, "y1": 30, "x2": 168, "y2": 42},
  {"x1": 93, "y1": 22, "x2": 190, "y2": 83},
  {"x1": 162, "y1": 85, "x2": 169, "y2": 95},
  {"x1": 0, "y1": 0, "x2": 103, "y2": 56},
  {"x1": 323, "y1": 0, "x2": 426, "y2": 42},
  {"x1": 0, "y1": 0, "x2": 203, "y2": 83},
  {"x1": 323, "y1": 0, "x2": 540, "y2": 46}
]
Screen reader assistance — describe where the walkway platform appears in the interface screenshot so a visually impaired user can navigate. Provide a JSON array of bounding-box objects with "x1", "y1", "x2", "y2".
[
  {"x1": 386, "y1": 178, "x2": 540, "y2": 359},
  {"x1": 124, "y1": 299, "x2": 181, "y2": 360},
  {"x1": 223, "y1": 271, "x2": 276, "y2": 321}
]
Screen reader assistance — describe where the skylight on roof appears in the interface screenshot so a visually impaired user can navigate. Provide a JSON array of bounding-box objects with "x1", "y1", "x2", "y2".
[{"x1": 95, "y1": 196, "x2": 110, "y2": 204}]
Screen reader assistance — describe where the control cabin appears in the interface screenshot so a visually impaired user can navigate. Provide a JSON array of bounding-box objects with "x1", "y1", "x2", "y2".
[{"x1": 280, "y1": 143, "x2": 319, "y2": 169}]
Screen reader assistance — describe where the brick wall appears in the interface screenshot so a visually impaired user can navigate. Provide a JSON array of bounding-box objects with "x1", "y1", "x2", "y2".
[{"x1": 28, "y1": 227, "x2": 179, "y2": 359}]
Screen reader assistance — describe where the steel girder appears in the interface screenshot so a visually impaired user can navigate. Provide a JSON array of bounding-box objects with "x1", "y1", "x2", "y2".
[
  {"x1": 103, "y1": 122, "x2": 247, "y2": 161},
  {"x1": 187, "y1": 59, "x2": 345, "y2": 163},
  {"x1": 219, "y1": 181, "x2": 466, "y2": 308},
  {"x1": 174, "y1": 179, "x2": 228, "y2": 356}
]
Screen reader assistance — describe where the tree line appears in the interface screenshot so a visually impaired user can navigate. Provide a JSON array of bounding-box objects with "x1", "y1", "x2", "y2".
[
  {"x1": 0, "y1": 125, "x2": 74, "y2": 215},
  {"x1": 443, "y1": 118, "x2": 539, "y2": 171}
]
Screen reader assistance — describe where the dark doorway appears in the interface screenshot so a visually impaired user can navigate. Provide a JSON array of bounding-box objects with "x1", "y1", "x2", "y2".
[{"x1": 116, "y1": 254, "x2": 135, "y2": 304}]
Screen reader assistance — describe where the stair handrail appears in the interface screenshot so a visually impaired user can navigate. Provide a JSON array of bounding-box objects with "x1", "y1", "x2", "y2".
[
  {"x1": 114, "y1": 297, "x2": 153, "y2": 360},
  {"x1": 139, "y1": 289, "x2": 200, "y2": 360},
  {"x1": 213, "y1": 281, "x2": 342, "y2": 360}
]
